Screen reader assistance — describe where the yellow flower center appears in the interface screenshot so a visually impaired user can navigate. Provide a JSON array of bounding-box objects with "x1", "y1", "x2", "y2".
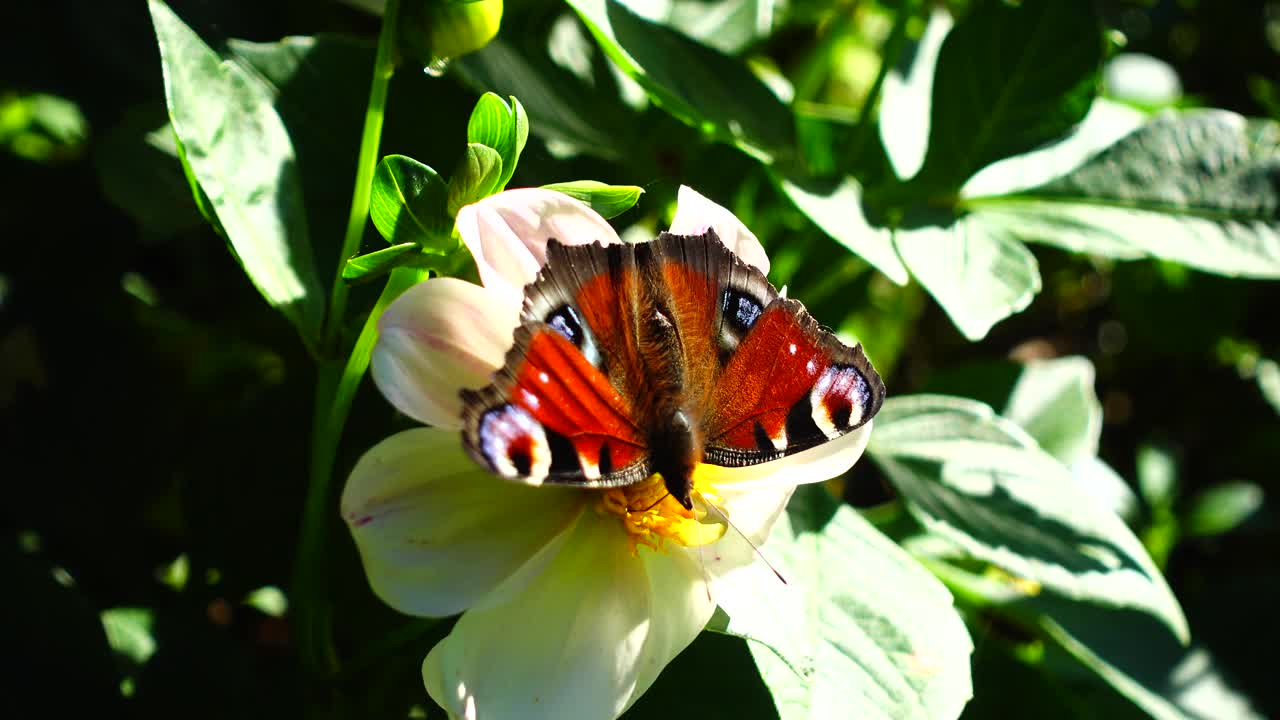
[{"x1": 595, "y1": 472, "x2": 726, "y2": 554}]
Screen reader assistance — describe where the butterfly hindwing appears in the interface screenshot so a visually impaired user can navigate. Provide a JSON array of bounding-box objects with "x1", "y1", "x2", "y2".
[{"x1": 460, "y1": 323, "x2": 650, "y2": 487}]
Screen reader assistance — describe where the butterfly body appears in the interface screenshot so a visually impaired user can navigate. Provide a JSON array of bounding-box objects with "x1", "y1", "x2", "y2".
[{"x1": 461, "y1": 231, "x2": 885, "y2": 505}]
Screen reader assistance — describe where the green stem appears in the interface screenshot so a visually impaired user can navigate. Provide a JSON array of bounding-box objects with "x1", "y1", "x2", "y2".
[
  {"x1": 295, "y1": 0, "x2": 403, "y2": 675},
  {"x1": 326, "y1": 0, "x2": 403, "y2": 352},
  {"x1": 848, "y1": 0, "x2": 919, "y2": 162}
]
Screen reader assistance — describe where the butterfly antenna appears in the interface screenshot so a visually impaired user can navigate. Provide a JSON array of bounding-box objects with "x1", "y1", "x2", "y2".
[
  {"x1": 700, "y1": 497, "x2": 788, "y2": 585},
  {"x1": 640, "y1": 490, "x2": 672, "y2": 513},
  {"x1": 695, "y1": 541, "x2": 713, "y2": 603}
]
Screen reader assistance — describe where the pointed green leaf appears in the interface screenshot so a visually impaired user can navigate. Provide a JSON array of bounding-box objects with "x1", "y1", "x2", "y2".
[
  {"x1": 870, "y1": 395, "x2": 1189, "y2": 642},
  {"x1": 369, "y1": 155, "x2": 452, "y2": 249},
  {"x1": 1003, "y1": 357, "x2": 1102, "y2": 464},
  {"x1": 541, "y1": 180, "x2": 643, "y2": 219},
  {"x1": 779, "y1": 176, "x2": 909, "y2": 285},
  {"x1": 1034, "y1": 600, "x2": 1264, "y2": 720},
  {"x1": 1183, "y1": 482, "x2": 1263, "y2": 537},
  {"x1": 148, "y1": 0, "x2": 324, "y2": 346},
  {"x1": 912, "y1": 0, "x2": 1103, "y2": 192},
  {"x1": 748, "y1": 486, "x2": 973, "y2": 720},
  {"x1": 563, "y1": 0, "x2": 794, "y2": 160},
  {"x1": 100, "y1": 607, "x2": 157, "y2": 665},
  {"x1": 466, "y1": 92, "x2": 524, "y2": 191},
  {"x1": 447, "y1": 143, "x2": 503, "y2": 216},
  {"x1": 342, "y1": 242, "x2": 425, "y2": 284},
  {"x1": 893, "y1": 213, "x2": 1041, "y2": 341},
  {"x1": 966, "y1": 112, "x2": 1280, "y2": 278},
  {"x1": 879, "y1": 8, "x2": 953, "y2": 182}
]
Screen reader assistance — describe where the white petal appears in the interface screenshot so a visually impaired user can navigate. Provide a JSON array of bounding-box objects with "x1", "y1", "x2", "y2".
[
  {"x1": 457, "y1": 188, "x2": 622, "y2": 302},
  {"x1": 668, "y1": 185, "x2": 770, "y2": 275},
  {"x1": 698, "y1": 421, "x2": 874, "y2": 492},
  {"x1": 371, "y1": 277, "x2": 520, "y2": 429},
  {"x1": 341, "y1": 428, "x2": 583, "y2": 618},
  {"x1": 424, "y1": 513, "x2": 713, "y2": 720}
]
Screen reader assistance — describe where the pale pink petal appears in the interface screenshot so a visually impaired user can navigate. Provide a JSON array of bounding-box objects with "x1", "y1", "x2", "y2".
[
  {"x1": 457, "y1": 188, "x2": 622, "y2": 303},
  {"x1": 341, "y1": 428, "x2": 584, "y2": 618},
  {"x1": 668, "y1": 185, "x2": 770, "y2": 275},
  {"x1": 696, "y1": 421, "x2": 874, "y2": 492},
  {"x1": 424, "y1": 512, "x2": 713, "y2": 720},
  {"x1": 371, "y1": 277, "x2": 519, "y2": 429}
]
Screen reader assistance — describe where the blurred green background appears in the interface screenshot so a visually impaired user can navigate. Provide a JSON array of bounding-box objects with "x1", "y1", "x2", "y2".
[{"x1": 2, "y1": 0, "x2": 1277, "y2": 718}]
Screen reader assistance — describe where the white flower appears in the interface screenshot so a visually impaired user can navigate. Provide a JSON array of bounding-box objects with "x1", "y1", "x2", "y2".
[{"x1": 343, "y1": 186, "x2": 873, "y2": 719}]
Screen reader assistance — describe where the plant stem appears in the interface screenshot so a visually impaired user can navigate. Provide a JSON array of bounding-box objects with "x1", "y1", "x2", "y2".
[
  {"x1": 326, "y1": 0, "x2": 402, "y2": 352},
  {"x1": 295, "y1": 0, "x2": 402, "y2": 676},
  {"x1": 848, "y1": 0, "x2": 919, "y2": 162}
]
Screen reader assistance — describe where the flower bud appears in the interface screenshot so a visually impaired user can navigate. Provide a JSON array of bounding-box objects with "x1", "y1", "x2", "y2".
[{"x1": 399, "y1": 0, "x2": 504, "y2": 69}]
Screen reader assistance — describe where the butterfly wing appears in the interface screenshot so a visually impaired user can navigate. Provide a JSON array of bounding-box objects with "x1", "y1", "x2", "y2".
[
  {"x1": 648, "y1": 231, "x2": 886, "y2": 467},
  {"x1": 460, "y1": 242, "x2": 653, "y2": 487}
]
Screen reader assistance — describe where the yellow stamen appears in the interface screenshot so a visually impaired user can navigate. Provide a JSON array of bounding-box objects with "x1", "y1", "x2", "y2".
[{"x1": 594, "y1": 473, "x2": 726, "y2": 555}]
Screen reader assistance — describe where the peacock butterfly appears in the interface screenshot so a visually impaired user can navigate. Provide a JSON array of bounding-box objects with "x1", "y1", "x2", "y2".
[{"x1": 460, "y1": 230, "x2": 886, "y2": 509}]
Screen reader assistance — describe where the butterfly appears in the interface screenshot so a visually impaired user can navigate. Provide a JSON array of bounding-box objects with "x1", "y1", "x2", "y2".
[{"x1": 460, "y1": 230, "x2": 885, "y2": 509}]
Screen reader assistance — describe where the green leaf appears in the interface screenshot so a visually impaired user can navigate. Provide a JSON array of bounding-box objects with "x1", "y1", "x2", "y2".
[
  {"x1": 541, "y1": 180, "x2": 643, "y2": 218},
  {"x1": 563, "y1": 0, "x2": 794, "y2": 160},
  {"x1": 1003, "y1": 357, "x2": 1102, "y2": 464},
  {"x1": 966, "y1": 112, "x2": 1280, "y2": 277},
  {"x1": 1183, "y1": 482, "x2": 1263, "y2": 537},
  {"x1": 148, "y1": 0, "x2": 324, "y2": 345},
  {"x1": 892, "y1": 213, "x2": 1041, "y2": 341},
  {"x1": 1001, "y1": 357, "x2": 1139, "y2": 520},
  {"x1": 870, "y1": 395, "x2": 1189, "y2": 641},
  {"x1": 342, "y1": 242, "x2": 424, "y2": 284},
  {"x1": 100, "y1": 607, "x2": 157, "y2": 665},
  {"x1": 931, "y1": 561, "x2": 1261, "y2": 720},
  {"x1": 93, "y1": 105, "x2": 204, "y2": 235},
  {"x1": 1137, "y1": 444, "x2": 1179, "y2": 511},
  {"x1": 778, "y1": 176, "x2": 909, "y2": 285},
  {"x1": 1034, "y1": 600, "x2": 1264, "y2": 720},
  {"x1": 453, "y1": 37, "x2": 642, "y2": 162},
  {"x1": 466, "y1": 93, "x2": 527, "y2": 191},
  {"x1": 879, "y1": 8, "x2": 953, "y2": 182},
  {"x1": 447, "y1": 143, "x2": 503, "y2": 215},
  {"x1": 1258, "y1": 358, "x2": 1280, "y2": 416},
  {"x1": 912, "y1": 0, "x2": 1103, "y2": 192},
  {"x1": 369, "y1": 155, "x2": 452, "y2": 248},
  {"x1": 748, "y1": 486, "x2": 973, "y2": 720}
]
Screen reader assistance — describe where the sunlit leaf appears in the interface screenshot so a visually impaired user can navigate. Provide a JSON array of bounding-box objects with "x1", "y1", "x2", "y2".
[
  {"x1": 747, "y1": 486, "x2": 973, "y2": 720},
  {"x1": 100, "y1": 607, "x2": 157, "y2": 665},
  {"x1": 778, "y1": 176, "x2": 909, "y2": 284},
  {"x1": 564, "y1": 0, "x2": 794, "y2": 159},
  {"x1": 1183, "y1": 482, "x2": 1263, "y2": 537},
  {"x1": 369, "y1": 155, "x2": 452, "y2": 248},
  {"x1": 912, "y1": 0, "x2": 1103, "y2": 192},
  {"x1": 892, "y1": 213, "x2": 1041, "y2": 341},
  {"x1": 1036, "y1": 600, "x2": 1263, "y2": 720},
  {"x1": 453, "y1": 36, "x2": 641, "y2": 161},
  {"x1": 343, "y1": 242, "x2": 426, "y2": 284},
  {"x1": 446, "y1": 142, "x2": 503, "y2": 215},
  {"x1": 870, "y1": 395, "x2": 1188, "y2": 641},
  {"x1": 149, "y1": 0, "x2": 324, "y2": 346},
  {"x1": 966, "y1": 112, "x2": 1280, "y2": 278},
  {"x1": 879, "y1": 8, "x2": 953, "y2": 182},
  {"x1": 465, "y1": 93, "x2": 527, "y2": 191},
  {"x1": 1004, "y1": 357, "x2": 1101, "y2": 464},
  {"x1": 541, "y1": 180, "x2": 643, "y2": 218}
]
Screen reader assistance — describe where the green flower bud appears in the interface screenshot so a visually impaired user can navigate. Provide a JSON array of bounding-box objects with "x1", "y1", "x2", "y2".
[{"x1": 399, "y1": 0, "x2": 504, "y2": 69}]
